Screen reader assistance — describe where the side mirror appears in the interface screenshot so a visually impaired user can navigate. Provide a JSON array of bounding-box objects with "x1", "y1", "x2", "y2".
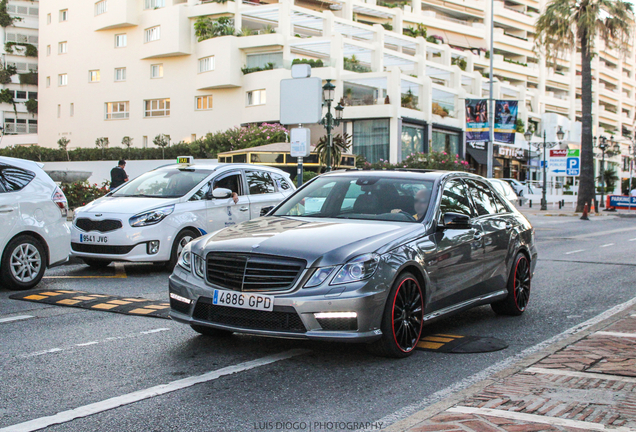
[
  {"x1": 211, "y1": 187, "x2": 233, "y2": 199},
  {"x1": 260, "y1": 205, "x2": 274, "y2": 217},
  {"x1": 442, "y1": 212, "x2": 471, "y2": 229}
]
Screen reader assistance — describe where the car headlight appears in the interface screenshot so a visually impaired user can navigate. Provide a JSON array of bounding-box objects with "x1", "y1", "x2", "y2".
[
  {"x1": 193, "y1": 254, "x2": 205, "y2": 278},
  {"x1": 303, "y1": 266, "x2": 336, "y2": 288},
  {"x1": 331, "y1": 253, "x2": 380, "y2": 285},
  {"x1": 129, "y1": 205, "x2": 174, "y2": 227},
  {"x1": 178, "y1": 245, "x2": 192, "y2": 272}
]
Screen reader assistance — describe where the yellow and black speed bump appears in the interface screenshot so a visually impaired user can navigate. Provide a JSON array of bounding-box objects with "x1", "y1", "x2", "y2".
[
  {"x1": 417, "y1": 333, "x2": 508, "y2": 353},
  {"x1": 9, "y1": 290, "x2": 170, "y2": 319}
]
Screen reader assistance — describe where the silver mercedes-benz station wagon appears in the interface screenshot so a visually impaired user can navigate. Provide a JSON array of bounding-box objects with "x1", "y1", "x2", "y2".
[{"x1": 169, "y1": 170, "x2": 537, "y2": 358}]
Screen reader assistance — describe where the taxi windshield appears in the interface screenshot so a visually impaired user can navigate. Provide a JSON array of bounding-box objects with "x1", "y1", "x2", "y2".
[
  {"x1": 112, "y1": 168, "x2": 212, "y2": 198},
  {"x1": 274, "y1": 176, "x2": 435, "y2": 223}
]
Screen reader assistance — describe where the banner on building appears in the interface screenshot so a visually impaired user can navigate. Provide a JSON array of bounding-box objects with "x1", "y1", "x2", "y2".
[
  {"x1": 465, "y1": 99, "x2": 489, "y2": 142},
  {"x1": 494, "y1": 100, "x2": 518, "y2": 144}
]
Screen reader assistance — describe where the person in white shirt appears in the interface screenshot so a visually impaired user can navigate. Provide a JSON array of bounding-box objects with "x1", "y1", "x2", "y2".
[{"x1": 631, "y1": 188, "x2": 636, "y2": 197}]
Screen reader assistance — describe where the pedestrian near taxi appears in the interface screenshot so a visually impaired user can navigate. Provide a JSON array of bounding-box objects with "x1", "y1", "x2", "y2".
[{"x1": 110, "y1": 160, "x2": 129, "y2": 191}]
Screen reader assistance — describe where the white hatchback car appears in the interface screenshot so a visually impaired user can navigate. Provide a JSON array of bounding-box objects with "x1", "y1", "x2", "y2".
[
  {"x1": 71, "y1": 160, "x2": 295, "y2": 269},
  {"x1": 0, "y1": 157, "x2": 71, "y2": 290}
]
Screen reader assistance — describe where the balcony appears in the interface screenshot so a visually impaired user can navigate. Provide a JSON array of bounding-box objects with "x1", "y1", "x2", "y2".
[
  {"x1": 493, "y1": 28, "x2": 532, "y2": 53},
  {"x1": 139, "y1": 6, "x2": 191, "y2": 59},
  {"x1": 493, "y1": 2, "x2": 535, "y2": 30},
  {"x1": 93, "y1": 0, "x2": 139, "y2": 31},
  {"x1": 188, "y1": 0, "x2": 235, "y2": 18},
  {"x1": 195, "y1": 36, "x2": 242, "y2": 89}
]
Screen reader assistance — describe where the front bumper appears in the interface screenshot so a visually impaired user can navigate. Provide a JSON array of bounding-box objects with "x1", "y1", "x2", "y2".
[{"x1": 168, "y1": 269, "x2": 388, "y2": 343}]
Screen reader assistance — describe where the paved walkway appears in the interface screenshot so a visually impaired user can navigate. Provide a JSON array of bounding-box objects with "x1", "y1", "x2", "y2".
[{"x1": 393, "y1": 306, "x2": 636, "y2": 432}]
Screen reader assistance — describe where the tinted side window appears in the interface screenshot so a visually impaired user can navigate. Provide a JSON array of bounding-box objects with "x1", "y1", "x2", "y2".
[
  {"x1": 214, "y1": 173, "x2": 243, "y2": 195},
  {"x1": 271, "y1": 173, "x2": 291, "y2": 192},
  {"x1": 0, "y1": 163, "x2": 35, "y2": 192},
  {"x1": 245, "y1": 170, "x2": 276, "y2": 195},
  {"x1": 491, "y1": 191, "x2": 510, "y2": 213},
  {"x1": 465, "y1": 179, "x2": 499, "y2": 216},
  {"x1": 439, "y1": 179, "x2": 472, "y2": 217},
  {"x1": 189, "y1": 181, "x2": 211, "y2": 201}
]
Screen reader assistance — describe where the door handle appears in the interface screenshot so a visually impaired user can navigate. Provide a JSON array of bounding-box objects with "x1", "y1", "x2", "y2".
[
  {"x1": 239, "y1": 206, "x2": 249, "y2": 212},
  {"x1": 0, "y1": 207, "x2": 14, "y2": 213}
]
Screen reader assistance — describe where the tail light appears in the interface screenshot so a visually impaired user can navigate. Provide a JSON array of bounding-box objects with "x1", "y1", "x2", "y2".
[{"x1": 52, "y1": 187, "x2": 68, "y2": 218}]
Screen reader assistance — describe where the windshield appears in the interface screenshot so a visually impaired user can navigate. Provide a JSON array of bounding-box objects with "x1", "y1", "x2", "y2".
[
  {"x1": 112, "y1": 168, "x2": 212, "y2": 198},
  {"x1": 274, "y1": 176, "x2": 435, "y2": 222}
]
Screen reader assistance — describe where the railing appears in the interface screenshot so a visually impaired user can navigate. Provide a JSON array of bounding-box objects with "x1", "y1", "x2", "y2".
[
  {"x1": 503, "y1": 5, "x2": 529, "y2": 15},
  {"x1": 436, "y1": 15, "x2": 470, "y2": 26},
  {"x1": 4, "y1": 124, "x2": 37, "y2": 134}
]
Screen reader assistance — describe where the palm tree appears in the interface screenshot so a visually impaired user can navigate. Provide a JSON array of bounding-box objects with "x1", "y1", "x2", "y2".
[
  {"x1": 316, "y1": 133, "x2": 351, "y2": 170},
  {"x1": 534, "y1": 0, "x2": 633, "y2": 212}
]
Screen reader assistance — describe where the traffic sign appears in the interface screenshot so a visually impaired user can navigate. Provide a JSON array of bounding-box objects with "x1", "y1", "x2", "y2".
[
  {"x1": 290, "y1": 128, "x2": 311, "y2": 157},
  {"x1": 566, "y1": 149, "x2": 580, "y2": 176}
]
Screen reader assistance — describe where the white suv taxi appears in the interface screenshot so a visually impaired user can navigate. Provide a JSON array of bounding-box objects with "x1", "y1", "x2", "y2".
[{"x1": 71, "y1": 158, "x2": 295, "y2": 269}]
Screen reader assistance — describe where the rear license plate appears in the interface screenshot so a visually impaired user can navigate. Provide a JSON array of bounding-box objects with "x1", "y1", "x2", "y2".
[
  {"x1": 212, "y1": 290, "x2": 274, "y2": 312},
  {"x1": 79, "y1": 234, "x2": 109, "y2": 244}
]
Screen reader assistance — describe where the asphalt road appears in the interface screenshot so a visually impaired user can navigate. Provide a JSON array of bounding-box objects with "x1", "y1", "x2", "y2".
[{"x1": 1, "y1": 214, "x2": 635, "y2": 432}]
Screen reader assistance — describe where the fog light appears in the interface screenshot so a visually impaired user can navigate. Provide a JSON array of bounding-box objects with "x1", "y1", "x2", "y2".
[
  {"x1": 314, "y1": 312, "x2": 357, "y2": 319},
  {"x1": 315, "y1": 312, "x2": 358, "y2": 331},
  {"x1": 169, "y1": 292, "x2": 192, "y2": 304},
  {"x1": 147, "y1": 241, "x2": 160, "y2": 255}
]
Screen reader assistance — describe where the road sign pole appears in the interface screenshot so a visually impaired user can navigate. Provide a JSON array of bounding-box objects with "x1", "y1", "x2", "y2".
[{"x1": 297, "y1": 156, "x2": 303, "y2": 188}]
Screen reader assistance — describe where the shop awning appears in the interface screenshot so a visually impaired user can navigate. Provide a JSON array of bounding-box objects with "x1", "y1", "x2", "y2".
[{"x1": 467, "y1": 146, "x2": 502, "y2": 167}]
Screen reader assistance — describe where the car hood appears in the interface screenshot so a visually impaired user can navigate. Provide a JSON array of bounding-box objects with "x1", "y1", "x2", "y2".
[
  {"x1": 78, "y1": 196, "x2": 179, "y2": 215},
  {"x1": 196, "y1": 216, "x2": 425, "y2": 267}
]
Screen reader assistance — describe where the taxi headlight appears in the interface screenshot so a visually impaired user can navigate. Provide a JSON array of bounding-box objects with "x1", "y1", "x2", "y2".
[
  {"x1": 331, "y1": 253, "x2": 380, "y2": 285},
  {"x1": 193, "y1": 254, "x2": 205, "y2": 278},
  {"x1": 129, "y1": 205, "x2": 174, "y2": 227},
  {"x1": 178, "y1": 245, "x2": 192, "y2": 272}
]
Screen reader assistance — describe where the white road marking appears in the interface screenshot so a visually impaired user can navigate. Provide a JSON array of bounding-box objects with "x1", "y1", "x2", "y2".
[
  {"x1": 565, "y1": 249, "x2": 585, "y2": 255},
  {"x1": 20, "y1": 328, "x2": 171, "y2": 358},
  {"x1": 599, "y1": 243, "x2": 614, "y2": 248},
  {"x1": 630, "y1": 238, "x2": 636, "y2": 242},
  {"x1": 448, "y1": 406, "x2": 629, "y2": 431},
  {"x1": 572, "y1": 226, "x2": 636, "y2": 239},
  {"x1": 526, "y1": 367, "x2": 636, "y2": 384},
  {"x1": 0, "y1": 315, "x2": 33, "y2": 324},
  {"x1": 379, "y1": 295, "x2": 636, "y2": 431},
  {"x1": 1, "y1": 349, "x2": 309, "y2": 432},
  {"x1": 594, "y1": 331, "x2": 636, "y2": 338}
]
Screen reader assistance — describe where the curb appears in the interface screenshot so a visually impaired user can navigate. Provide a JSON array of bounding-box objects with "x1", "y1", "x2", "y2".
[{"x1": 385, "y1": 298, "x2": 636, "y2": 432}]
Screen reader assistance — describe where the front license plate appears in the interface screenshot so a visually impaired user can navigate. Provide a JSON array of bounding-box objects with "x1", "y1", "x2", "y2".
[
  {"x1": 79, "y1": 233, "x2": 109, "y2": 244},
  {"x1": 212, "y1": 290, "x2": 274, "y2": 312}
]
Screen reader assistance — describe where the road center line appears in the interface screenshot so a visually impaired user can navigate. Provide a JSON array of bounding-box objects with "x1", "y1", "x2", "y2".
[
  {"x1": 565, "y1": 249, "x2": 585, "y2": 255},
  {"x1": 1, "y1": 349, "x2": 310, "y2": 432},
  {"x1": 599, "y1": 243, "x2": 614, "y2": 248},
  {"x1": 0, "y1": 315, "x2": 33, "y2": 324}
]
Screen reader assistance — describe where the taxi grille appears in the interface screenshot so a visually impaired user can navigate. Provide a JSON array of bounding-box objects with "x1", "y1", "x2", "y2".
[
  {"x1": 206, "y1": 253, "x2": 305, "y2": 292},
  {"x1": 192, "y1": 297, "x2": 306, "y2": 333},
  {"x1": 75, "y1": 218, "x2": 122, "y2": 233},
  {"x1": 71, "y1": 243, "x2": 135, "y2": 255}
]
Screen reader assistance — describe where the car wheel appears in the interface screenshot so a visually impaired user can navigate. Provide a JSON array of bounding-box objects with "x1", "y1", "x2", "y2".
[
  {"x1": 82, "y1": 258, "x2": 112, "y2": 269},
  {"x1": 368, "y1": 272, "x2": 424, "y2": 358},
  {"x1": 190, "y1": 324, "x2": 233, "y2": 337},
  {"x1": 166, "y1": 229, "x2": 199, "y2": 271},
  {"x1": 1, "y1": 235, "x2": 47, "y2": 291},
  {"x1": 491, "y1": 252, "x2": 531, "y2": 316}
]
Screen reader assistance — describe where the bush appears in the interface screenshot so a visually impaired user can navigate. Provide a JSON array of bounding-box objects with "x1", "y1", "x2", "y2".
[
  {"x1": 241, "y1": 62, "x2": 274, "y2": 75},
  {"x1": 292, "y1": 58, "x2": 324, "y2": 68},
  {"x1": 200, "y1": 123, "x2": 288, "y2": 157},
  {"x1": 61, "y1": 181, "x2": 110, "y2": 209},
  {"x1": 362, "y1": 151, "x2": 469, "y2": 171}
]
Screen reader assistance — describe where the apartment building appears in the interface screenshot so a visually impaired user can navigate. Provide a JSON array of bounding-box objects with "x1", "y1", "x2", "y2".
[
  {"x1": 0, "y1": 0, "x2": 39, "y2": 146},
  {"x1": 37, "y1": 0, "x2": 636, "y2": 183}
]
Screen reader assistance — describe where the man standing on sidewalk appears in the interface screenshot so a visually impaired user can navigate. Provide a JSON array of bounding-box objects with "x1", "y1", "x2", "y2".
[{"x1": 110, "y1": 159, "x2": 129, "y2": 191}]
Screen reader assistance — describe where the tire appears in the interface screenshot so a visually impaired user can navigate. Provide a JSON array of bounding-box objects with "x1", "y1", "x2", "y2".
[
  {"x1": 165, "y1": 229, "x2": 199, "y2": 271},
  {"x1": 1, "y1": 235, "x2": 47, "y2": 291},
  {"x1": 190, "y1": 324, "x2": 233, "y2": 337},
  {"x1": 491, "y1": 252, "x2": 531, "y2": 316},
  {"x1": 367, "y1": 272, "x2": 424, "y2": 358},
  {"x1": 82, "y1": 258, "x2": 112, "y2": 269}
]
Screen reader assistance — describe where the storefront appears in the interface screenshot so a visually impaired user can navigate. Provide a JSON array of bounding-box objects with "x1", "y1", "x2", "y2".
[
  {"x1": 465, "y1": 142, "x2": 501, "y2": 177},
  {"x1": 494, "y1": 144, "x2": 526, "y2": 179}
]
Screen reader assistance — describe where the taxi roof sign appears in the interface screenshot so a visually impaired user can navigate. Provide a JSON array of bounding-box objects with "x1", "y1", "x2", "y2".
[{"x1": 177, "y1": 156, "x2": 194, "y2": 165}]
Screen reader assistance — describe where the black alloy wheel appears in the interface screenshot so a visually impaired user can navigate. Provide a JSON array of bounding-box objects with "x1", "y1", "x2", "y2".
[{"x1": 491, "y1": 252, "x2": 531, "y2": 316}]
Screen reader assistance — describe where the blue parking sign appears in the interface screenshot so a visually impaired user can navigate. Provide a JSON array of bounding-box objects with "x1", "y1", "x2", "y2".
[{"x1": 566, "y1": 157, "x2": 580, "y2": 176}]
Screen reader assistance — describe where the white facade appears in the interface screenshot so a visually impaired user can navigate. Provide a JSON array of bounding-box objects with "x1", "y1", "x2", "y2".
[
  {"x1": 0, "y1": 0, "x2": 39, "y2": 147},
  {"x1": 36, "y1": 0, "x2": 636, "y2": 182}
]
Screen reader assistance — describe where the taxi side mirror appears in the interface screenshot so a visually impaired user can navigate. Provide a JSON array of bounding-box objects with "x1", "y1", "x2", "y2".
[
  {"x1": 260, "y1": 205, "x2": 274, "y2": 217},
  {"x1": 442, "y1": 212, "x2": 471, "y2": 229},
  {"x1": 211, "y1": 187, "x2": 232, "y2": 199}
]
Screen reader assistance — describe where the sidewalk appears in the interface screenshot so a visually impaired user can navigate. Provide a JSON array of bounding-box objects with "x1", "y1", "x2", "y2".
[{"x1": 390, "y1": 303, "x2": 636, "y2": 432}]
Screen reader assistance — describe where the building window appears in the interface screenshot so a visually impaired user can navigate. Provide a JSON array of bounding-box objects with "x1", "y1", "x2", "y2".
[
  {"x1": 115, "y1": 67, "x2": 126, "y2": 81},
  {"x1": 401, "y1": 125, "x2": 424, "y2": 161},
  {"x1": 144, "y1": 0, "x2": 165, "y2": 9},
  {"x1": 58, "y1": 74, "x2": 68, "y2": 86},
  {"x1": 115, "y1": 34, "x2": 127, "y2": 48},
  {"x1": 70, "y1": 103, "x2": 74, "y2": 117},
  {"x1": 46, "y1": 76, "x2": 50, "y2": 87},
  {"x1": 88, "y1": 70, "x2": 100, "y2": 82},
  {"x1": 352, "y1": 119, "x2": 390, "y2": 164},
  {"x1": 59, "y1": 9, "x2": 68, "y2": 22},
  {"x1": 47, "y1": 13, "x2": 51, "y2": 24},
  {"x1": 95, "y1": 0, "x2": 107, "y2": 16},
  {"x1": 246, "y1": 89, "x2": 266, "y2": 106},
  {"x1": 431, "y1": 129, "x2": 460, "y2": 156},
  {"x1": 145, "y1": 26, "x2": 160, "y2": 43},
  {"x1": 57, "y1": 104, "x2": 61, "y2": 118},
  {"x1": 144, "y1": 98, "x2": 170, "y2": 117},
  {"x1": 246, "y1": 52, "x2": 283, "y2": 69},
  {"x1": 150, "y1": 64, "x2": 163, "y2": 79},
  {"x1": 196, "y1": 95, "x2": 213, "y2": 110},
  {"x1": 46, "y1": 45, "x2": 51, "y2": 56},
  {"x1": 105, "y1": 101, "x2": 129, "y2": 120},
  {"x1": 58, "y1": 41, "x2": 67, "y2": 54},
  {"x1": 198, "y1": 56, "x2": 214, "y2": 73},
  {"x1": 143, "y1": 136, "x2": 148, "y2": 148}
]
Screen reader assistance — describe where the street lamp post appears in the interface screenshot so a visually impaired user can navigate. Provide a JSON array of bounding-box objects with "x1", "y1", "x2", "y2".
[
  {"x1": 595, "y1": 135, "x2": 620, "y2": 208},
  {"x1": 535, "y1": 126, "x2": 564, "y2": 211},
  {"x1": 320, "y1": 79, "x2": 344, "y2": 172}
]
